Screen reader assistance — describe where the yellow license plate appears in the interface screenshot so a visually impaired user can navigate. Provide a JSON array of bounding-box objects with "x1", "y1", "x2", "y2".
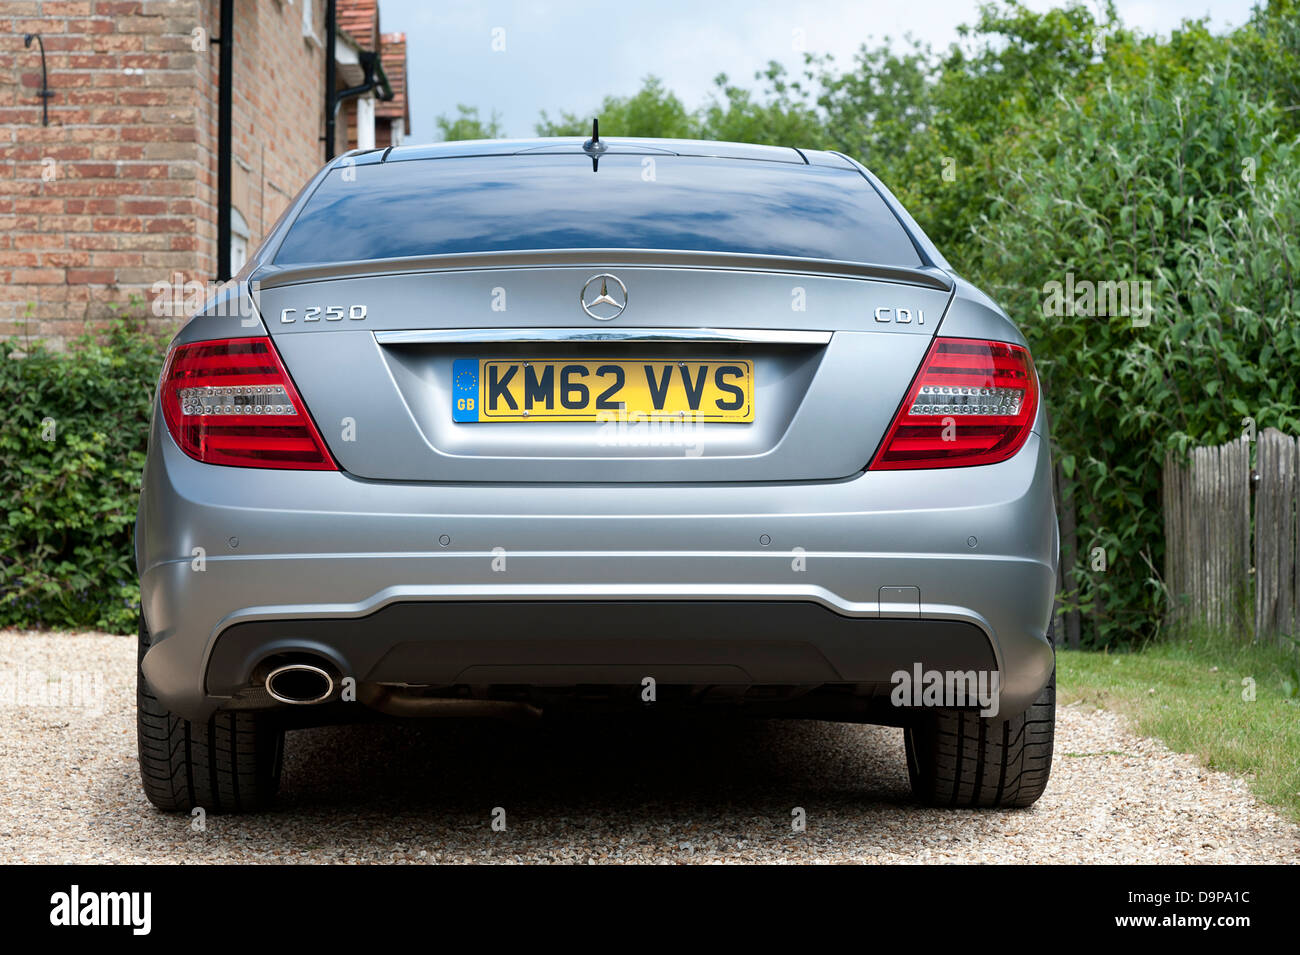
[{"x1": 452, "y1": 358, "x2": 754, "y2": 422}]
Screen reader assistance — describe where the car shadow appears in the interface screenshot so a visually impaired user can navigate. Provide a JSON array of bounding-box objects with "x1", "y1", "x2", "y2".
[
  {"x1": 179, "y1": 713, "x2": 918, "y2": 856},
  {"x1": 284, "y1": 712, "x2": 910, "y2": 810},
  {"x1": 90, "y1": 707, "x2": 1054, "y2": 861}
]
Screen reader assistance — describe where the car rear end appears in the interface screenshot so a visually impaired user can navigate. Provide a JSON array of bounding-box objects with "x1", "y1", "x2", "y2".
[{"x1": 135, "y1": 139, "x2": 1058, "y2": 812}]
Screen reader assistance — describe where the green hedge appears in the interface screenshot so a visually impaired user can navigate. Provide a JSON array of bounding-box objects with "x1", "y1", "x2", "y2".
[
  {"x1": 0, "y1": 315, "x2": 167, "y2": 634},
  {"x1": 967, "y1": 62, "x2": 1300, "y2": 645}
]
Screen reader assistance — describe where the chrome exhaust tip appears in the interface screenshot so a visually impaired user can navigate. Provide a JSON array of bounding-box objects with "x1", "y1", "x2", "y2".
[{"x1": 265, "y1": 663, "x2": 335, "y2": 705}]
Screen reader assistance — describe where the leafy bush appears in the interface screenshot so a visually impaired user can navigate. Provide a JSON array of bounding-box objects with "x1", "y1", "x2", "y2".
[
  {"x1": 966, "y1": 56, "x2": 1300, "y2": 645},
  {"x1": 532, "y1": 1, "x2": 1300, "y2": 647},
  {"x1": 0, "y1": 313, "x2": 167, "y2": 633}
]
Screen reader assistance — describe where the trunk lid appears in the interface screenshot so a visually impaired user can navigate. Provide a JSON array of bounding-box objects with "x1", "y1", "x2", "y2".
[{"x1": 253, "y1": 252, "x2": 952, "y2": 482}]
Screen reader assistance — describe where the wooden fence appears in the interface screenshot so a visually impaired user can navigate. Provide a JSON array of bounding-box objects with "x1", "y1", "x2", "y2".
[
  {"x1": 1163, "y1": 429, "x2": 1300, "y2": 644},
  {"x1": 1254, "y1": 429, "x2": 1300, "y2": 643}
]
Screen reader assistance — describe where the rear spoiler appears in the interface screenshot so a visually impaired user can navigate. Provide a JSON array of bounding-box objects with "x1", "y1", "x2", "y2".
[{"x1": 252, "y1": 248, "x2": 955, "y2": 292}]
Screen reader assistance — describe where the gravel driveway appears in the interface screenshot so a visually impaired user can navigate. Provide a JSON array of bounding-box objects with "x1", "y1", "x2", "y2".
[{"x1": 3, "y1": 629, "x2": 1297, "y2": 864}]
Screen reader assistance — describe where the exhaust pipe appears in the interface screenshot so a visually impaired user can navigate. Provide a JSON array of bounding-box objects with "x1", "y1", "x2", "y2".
[{"x1": 265, "y1": 662, "x2": 335, "y2": 705}]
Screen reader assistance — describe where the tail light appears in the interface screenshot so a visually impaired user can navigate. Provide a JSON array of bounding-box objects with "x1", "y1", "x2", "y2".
[
  {"x1": 870, "y1": 337, "x2": 1038, "y2": 470},
  {"x1": 159, "y1": 337, "x2": 336, "y2": 470}
]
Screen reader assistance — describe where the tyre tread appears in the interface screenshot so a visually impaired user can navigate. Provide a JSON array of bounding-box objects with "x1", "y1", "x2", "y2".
[
  {"x1": 906, "y1": 666, "x2": 1055, "y2": 809},
  {"x1": 136, "y1": 615, "x2": 282, "y2": 812}
]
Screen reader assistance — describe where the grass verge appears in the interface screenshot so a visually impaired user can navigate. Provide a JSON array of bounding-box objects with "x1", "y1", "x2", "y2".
[{"x1": 1058, "y1": 632, "x2": 1300, "y2": 823}]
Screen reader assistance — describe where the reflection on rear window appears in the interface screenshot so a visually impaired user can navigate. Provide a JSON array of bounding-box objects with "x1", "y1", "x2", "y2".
[{"x1": 274, "y1": 154, "x2": 921, "y2": 267}]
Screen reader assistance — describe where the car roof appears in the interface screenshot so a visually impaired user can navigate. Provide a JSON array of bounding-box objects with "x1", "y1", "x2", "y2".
[{"x1": 343, "y1": 137, "x2": 858, "y2": 170}]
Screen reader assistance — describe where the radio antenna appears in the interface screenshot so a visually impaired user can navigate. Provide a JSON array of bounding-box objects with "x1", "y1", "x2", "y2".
[{"x1": 583, "y1": 118, "x2": 606, "y2": 170}]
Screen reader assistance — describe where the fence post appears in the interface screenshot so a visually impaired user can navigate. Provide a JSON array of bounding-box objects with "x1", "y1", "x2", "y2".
[
  {"x1": 1163, "y1": 448, "x2": 1186, "y2": 627},
  {"x1": 1053, "y1": 459, "x2": 1081, "y2": 649},
  {"x1": 1255, "y1": 429, "x2": 1299, "y2": 645}
]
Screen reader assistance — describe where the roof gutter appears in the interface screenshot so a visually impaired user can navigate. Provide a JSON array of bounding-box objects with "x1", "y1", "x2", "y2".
[
  {"x1": 324, "y1": 9, "x2": 394, "y2": 162},
  {"x1": 214, "y1": 0, "x2": 234, "y2": 281},
  {"x1": 323, "y1": 0, "x2": 336, "y2": 162},
  {"x1": 332, "y1": 51, "x2": 394, "y2": 118}
]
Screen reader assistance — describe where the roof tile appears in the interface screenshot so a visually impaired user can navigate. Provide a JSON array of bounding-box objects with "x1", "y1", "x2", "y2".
[
  {"x1": 336, "y1": 0, "x2": 379, "y2": 51},
  {"x1": 376, "y1": 31, "x2": 409, "y2": 126}
]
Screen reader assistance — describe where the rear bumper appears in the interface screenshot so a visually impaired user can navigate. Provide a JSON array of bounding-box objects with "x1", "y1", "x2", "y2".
[{"x1": 137, "y1": 413, "x2": 1058, "y2": 722}]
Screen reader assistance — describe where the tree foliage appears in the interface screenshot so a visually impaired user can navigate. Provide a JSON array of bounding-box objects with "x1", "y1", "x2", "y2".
[
  {"x1": 434, "y1": 104, "x2": 506, "y2": 141},
  {"x1": 525, "y1": 1, "x2": 1300, "y2": 646}
]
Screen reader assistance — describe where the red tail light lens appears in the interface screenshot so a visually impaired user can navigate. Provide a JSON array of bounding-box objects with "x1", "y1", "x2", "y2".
[
  {"x1": 870, "y1": 337, "x2": 1038, "y2": 470},
  {"x1": 159, "y1": 337, "x2": 336, "y2": 470}
]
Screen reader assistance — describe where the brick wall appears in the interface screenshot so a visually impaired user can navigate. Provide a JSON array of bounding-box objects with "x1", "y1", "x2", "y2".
[
  {"x1": 375, "y1": 30, "x2": 407, "y2": 148},
  {"x1": 201, "y1": 0, "x2": 329, "y2": 275},
  {"x1": 0, "y1": 0, "x2": 330, "y2": 340}
]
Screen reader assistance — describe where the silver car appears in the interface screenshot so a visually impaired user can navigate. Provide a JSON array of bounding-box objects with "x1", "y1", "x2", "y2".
[{"x1": 135, "y1": 137, "x2": 1058, "y2": 812}]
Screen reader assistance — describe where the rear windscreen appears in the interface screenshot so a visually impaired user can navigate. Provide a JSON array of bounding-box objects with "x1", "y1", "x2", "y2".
[{"x1": 273, "y1": 154, "x2": 922, "y2": 266}]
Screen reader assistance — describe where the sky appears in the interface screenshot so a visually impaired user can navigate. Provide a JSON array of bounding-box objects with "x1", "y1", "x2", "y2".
[{"x1": 376, "y1": 0, "x2": 1262, "y2": 143}]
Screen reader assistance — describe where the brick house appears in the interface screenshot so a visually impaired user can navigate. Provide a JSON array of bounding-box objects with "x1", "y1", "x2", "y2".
[
  {"x1": 334, "y1": 0, "x2": 407, "y2": 151},
  {"x1": 375, "y1": 30, "x2": 407, "y2": 148},
  {"x1": 0, "y1": 0, "x2": 412, "y2": 339}
]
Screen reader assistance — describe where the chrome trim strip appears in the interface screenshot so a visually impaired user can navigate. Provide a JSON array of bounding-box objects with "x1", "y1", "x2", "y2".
[
  {"x1": 211, "y1": 583, "x2": 995, "y2": 631},
  {"x1": 373, "y1": 327, "x2": 833, "y2": 346}
]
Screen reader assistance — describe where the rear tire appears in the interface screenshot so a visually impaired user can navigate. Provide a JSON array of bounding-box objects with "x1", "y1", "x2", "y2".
[
  {"x1": 136, "y1": 613, "x2": 284, "y2": 812},
  {"x1": 904, "y1": 667, "x2": 1055, "y2": 809}
]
